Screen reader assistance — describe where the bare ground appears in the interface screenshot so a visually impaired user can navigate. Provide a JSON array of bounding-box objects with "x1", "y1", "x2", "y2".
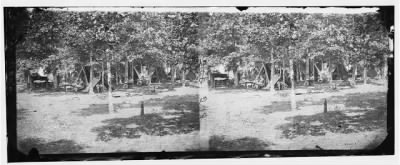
[
  {"x1": 16, "y1": 81, "x2": 389, "y2": 153},
  {"x1": 202, "y1": 82, "x2": 388, "y2": 151},
  {"x1": 17, "y1": 86, "x2": 200, "y2": 154}
]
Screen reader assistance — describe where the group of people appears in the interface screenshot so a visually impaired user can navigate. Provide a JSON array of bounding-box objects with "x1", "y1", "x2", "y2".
[{"x1": 239, "y1": 76, "x2": 266, "y2": 89}]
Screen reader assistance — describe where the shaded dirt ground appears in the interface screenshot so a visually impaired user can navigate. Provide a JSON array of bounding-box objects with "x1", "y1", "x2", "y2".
[
  {"x1": 202, "y1": 82, "x2": 388, "y2": 151},
  {"x1": 17, "y1": 86, "x2": 200, "y2": 154}
]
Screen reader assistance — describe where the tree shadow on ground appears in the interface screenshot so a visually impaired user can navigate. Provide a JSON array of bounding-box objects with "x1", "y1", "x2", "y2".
[
  {"x1": 297, "y1": 92, "x2": 387, "y2": 110},
  {"x1": 17, "y1": 108, "x2": 30, "y2": 120},
  {"x1": 73, "y1": 104, "x2": 109, "y2": 116},
  {"x1": 21, "y1": 88, "x2": 90, "y2": 96},
  {"x1": 211, "y1": 88, "x2": 265, "y2": 94},
  {"x1": 209, "y1": 135, "x2": 274, "y2": 151},
  {"x1": 199, "y1": 104, "x2": 208, "y2": 119},
  {"x1": 328, "y1": 92, "x2": 387, "y2": 109},
  {"x1": 102, "y1": 94, "x2": 199, "y2": 111},
  {"x1": 276, "y1": 109, "x2": 386, "y2": 139},
  {"x1": 18, "y1": 137, "x2": 84, "y2": 154},
  {"x1": 255, "y1": 101, "x2": 292, "y2": 115},
  {"x1": 91, "y1": 94, "x2": 199, "y2": 142},
  {"x1": 278, "y1": 91, "x2": 387, "y2": 139}
]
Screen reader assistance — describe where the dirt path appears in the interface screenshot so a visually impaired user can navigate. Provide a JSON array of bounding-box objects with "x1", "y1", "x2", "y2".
[{"x1": 203, "y1": 84, "x2": 388, "y2": 150}]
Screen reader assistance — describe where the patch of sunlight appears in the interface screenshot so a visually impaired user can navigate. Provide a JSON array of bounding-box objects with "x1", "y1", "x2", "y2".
[{"x1": 345, "y1": 112, "x2": 366, "y2": 117}]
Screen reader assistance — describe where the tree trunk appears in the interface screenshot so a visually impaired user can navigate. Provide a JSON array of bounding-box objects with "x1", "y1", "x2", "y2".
[
  {"x1": 64, "y1": 72, "x2": 67, "y2": 92},
  {"x1": 53, "y1": 70, "x2": 58, "y2": 89},
  {"x1": 299, "y1": 65, "x2": 303, "y2": 81},
  {"x1": 25, "y1": 69, "x2": 31, "y2": 89},
  {"x1": 102, "y1": 62, "x2": 105, "y2": 92},
  {"x1": 119, "y1": 64, "x2": 123, "y2": 84},
  {"x1": 125, "y1": 61, "x2": 129, "y2": 84},
  {"x1": 312, "y1": 58, "x2": 315, "y2": 80},
  {"x1": 170, "y1": 66, "x2": 176, "y2": 90},
  {"x1": 270, "y1": 48, "x2": 275, "y2": 92},
  {"x1": 27, "y1": 71, "x2": 31, "y2": 89},
  {"x1": 263, "y1": 63, "x2": 269, "y2": 86},
  {"x1": 282, "y1": 60, "x2": 286, "y2": 84},
  {"x1": 148, "y1": 67, "x2": 154, "y2": 86},
  {"x1": 107, "y1": 55, "x2": 114, "y2": 113},
  {"x1": 208, "y1": 68, "x2": 213, "y2": 88},
  {"x1": 290, "y1": 59, "x2": 296, "y2": 111},
  {"x1": 233, "y1": 69, "x2": 239, "y2": 87},
  {"x1": 296, "y1": 64, "x2": 300, "y2": 82},
  {"x1": 363, "y1": 63, "x2": 368, "y2": 85},
  {"x1": 352, "y1": 64, "x2": 358, "y2": 81},
  {"x1": 89, "y1": 50, "x2": 94, "y2": 94},
  {"x1": 131, "y1": 61, "x2": 135, "y2": 86},
  {"x1": 328, "y1": 61, "x2": 332, "y2": 84},
  {"x1": 114, "y1": 68, "x2": 118, "y2": 85},
  {"x1": 81, "y1": 66, "x2": 89, "y2": 86},
  {"x1": 181, "y1": 69, "x2": 186, "y2": 87},
  {"x1": 305, "y1": 57, "x2": 310, "y2": 86},
  {"x1": 116, "y1": 64, "x2": 120, "y2": 85}
]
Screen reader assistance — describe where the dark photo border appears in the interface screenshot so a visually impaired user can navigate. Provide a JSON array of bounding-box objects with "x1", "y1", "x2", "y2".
[{"x1": 4, "y1": 6, "x2": 395, "y2": 162}]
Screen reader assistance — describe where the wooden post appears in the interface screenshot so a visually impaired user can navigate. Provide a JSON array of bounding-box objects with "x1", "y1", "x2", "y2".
[
  {"x1": 324, "y1": 99, "x2": 327, "y2": 113},
  {"x1": 140, "y1": 101, "x2": 144, "y2": 116}
]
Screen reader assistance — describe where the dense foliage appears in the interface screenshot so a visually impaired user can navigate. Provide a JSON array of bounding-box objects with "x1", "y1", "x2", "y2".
[{"x1": 13, "y1": 8, "x2": 390, "y2": 89}]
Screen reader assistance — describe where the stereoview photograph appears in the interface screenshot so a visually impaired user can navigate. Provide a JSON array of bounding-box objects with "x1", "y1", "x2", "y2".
[{"x1": 4, "y1": 7, "x2": 393, "y2": 161}]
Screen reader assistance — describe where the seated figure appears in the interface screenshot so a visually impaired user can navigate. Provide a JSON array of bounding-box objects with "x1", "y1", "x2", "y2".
[{"x1": 254, "y1": 77, "x2": 265, "y2": 89}]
